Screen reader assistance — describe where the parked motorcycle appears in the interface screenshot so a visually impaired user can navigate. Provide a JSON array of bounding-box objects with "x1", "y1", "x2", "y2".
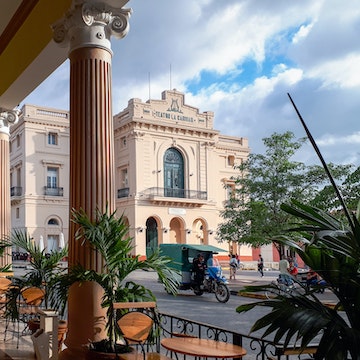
[
  {"x1": 159, "y1": 243, "x2": 231, "y2": 303},
  {"x1": 191, "y1": 257, "x2": 230, "y2": 303}
]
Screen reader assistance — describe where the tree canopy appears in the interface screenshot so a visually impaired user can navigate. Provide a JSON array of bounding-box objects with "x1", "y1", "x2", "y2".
[{"x1": 217, "y1": 131, "x2": 355, "y2": 257}]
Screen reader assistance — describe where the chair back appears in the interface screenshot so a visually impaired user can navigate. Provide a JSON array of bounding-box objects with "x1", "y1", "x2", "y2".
[
  {"x1": 0, "y1": 278, "x2": 12, "y2": 293},
  {"x1": 21, "y1": 287, "x2": 45, "y2": 306},
  {"x1": 118, "y1": 311, "x2": 154, "y2": 344}
]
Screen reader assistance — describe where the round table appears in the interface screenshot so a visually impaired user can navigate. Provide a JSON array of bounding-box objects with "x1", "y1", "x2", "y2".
[{"x1": 161, "y1": 337, "x2": 247, "y2": 358}]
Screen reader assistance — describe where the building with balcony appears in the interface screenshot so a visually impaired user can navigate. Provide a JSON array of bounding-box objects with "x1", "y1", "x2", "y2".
[
  {"x1": 9, "y1": 104, "x2": 70, "y2": 253},
  {"x1": 9, "y1": 90, "x2": 251, "y2": 259}
]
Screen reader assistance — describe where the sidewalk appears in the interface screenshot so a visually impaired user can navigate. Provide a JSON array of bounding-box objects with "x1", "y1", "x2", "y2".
[
  {"x1": 226, "y1": 270, "x2": 278, "y2": 294},
  {"x1": 226, "y1": 270, "x2": 339, "y2": 306}
]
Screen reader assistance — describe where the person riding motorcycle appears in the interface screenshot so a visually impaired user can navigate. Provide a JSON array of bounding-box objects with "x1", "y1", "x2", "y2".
[{"x1": 192, "y1": 253, "x2": 206, "y2": 290}]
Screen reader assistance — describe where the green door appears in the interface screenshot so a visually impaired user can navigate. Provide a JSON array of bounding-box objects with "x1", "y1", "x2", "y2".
[{"x1": 146, "y1": 217, "x2": 158, "y2": 258}]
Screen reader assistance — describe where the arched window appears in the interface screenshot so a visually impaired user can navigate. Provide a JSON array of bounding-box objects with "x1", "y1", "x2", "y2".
[
  {"x1": 48, "y1": 218, "x2": 59, "y2": 226},
  {"x1": 163, "y1": 148, "x2": 184, "y2": 198}
]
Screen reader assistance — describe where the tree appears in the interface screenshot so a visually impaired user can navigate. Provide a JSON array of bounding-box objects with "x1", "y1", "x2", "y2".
[{"x1": 217, "y1": 131, "x2": 351, "y2": 258}]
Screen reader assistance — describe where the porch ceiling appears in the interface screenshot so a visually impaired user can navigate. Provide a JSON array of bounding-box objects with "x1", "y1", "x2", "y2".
[{"x1": 0, "y1": 0, "x2": 129, "y2": 110}]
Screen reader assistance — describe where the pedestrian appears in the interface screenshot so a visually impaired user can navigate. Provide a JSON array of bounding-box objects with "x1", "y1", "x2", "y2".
[
  {"x1": 258, "y1": 254, "x2": 264, "y2": 277},
  {"x1": 229, "y1": 254, "x2": 238, "y2": 280},
  {"x1": 235, "y1": 253, "x2": 240, "y2": 266}
]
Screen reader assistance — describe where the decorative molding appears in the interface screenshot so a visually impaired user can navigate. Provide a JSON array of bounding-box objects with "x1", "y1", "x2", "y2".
[
  {"x1": 52, "y1": 1, "x2": 132, "y2": 52},
  {"x1": 0, "y1": 108, "x2": 21, "y2": 135}
]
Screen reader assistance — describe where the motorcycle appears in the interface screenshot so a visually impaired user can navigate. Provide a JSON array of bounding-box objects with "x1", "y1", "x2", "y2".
[
  {"x1": 191, "y1": 257, "x2": 230, "y2": 303},
  {"x1": 159, "y1": 243, "x2": 231, "y2": 303}
]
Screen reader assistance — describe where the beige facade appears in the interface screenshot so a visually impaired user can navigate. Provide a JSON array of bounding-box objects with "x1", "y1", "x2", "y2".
[
  {"x1": 10, "y1": 90, "x2": 250, "y2": 259},
  {"x1": 114, "y1": 90, "x2": 250, "y2": 258},
  {"x1": 9, "y1": 105, "x2": 70, "y2": 254}
]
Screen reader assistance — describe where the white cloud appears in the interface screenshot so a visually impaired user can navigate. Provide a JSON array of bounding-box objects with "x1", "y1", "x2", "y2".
[
  {"x1": 307, "y1": 53, "x2": 360, "y2": 89},
  {"x1": 21, "y1": 0, "x2": 360, "y2": 167}
]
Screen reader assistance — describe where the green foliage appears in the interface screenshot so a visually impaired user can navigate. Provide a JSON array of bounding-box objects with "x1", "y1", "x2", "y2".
[
  {"x1": 5, "y1": 228, "x2": 68, "y2": 309},
  {"x1": 53, "y1": 207, "x2": 180, "y2": 352},
  {"x1": 236, "y1": 200, "x2": 360, "y2": 359},
  {"x1": 217, "y1": 131, "x2": 353, "y2": 256}
]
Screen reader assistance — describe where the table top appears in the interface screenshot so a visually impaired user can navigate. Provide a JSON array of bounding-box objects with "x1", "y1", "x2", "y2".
[{"x1": 161, "y1": 337, "x2": 247, "y2": 358}]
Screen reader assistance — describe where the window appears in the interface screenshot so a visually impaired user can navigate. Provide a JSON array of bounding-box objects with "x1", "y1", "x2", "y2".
[
  {"x1": 48, "y1": 218, "x2": 59, "y2": 225},
  {"x1": 9, "y1": 140, "x2": 12, "y2": 153},
  {"x1": 16, "y1": 134, "x2": 21, "y2": 147},
  {"x1": 48, "y1": 132, "x2": 58, "y2": 145},
  {"x1": 164, "y1": 148, "x2": 184, "y2": 198},
  {"x1": 227, "y1": 155, "x2": 235, "y2": 167},
  {"x1": 120, "y1": 136, "x2": 127, "y2": 148},
  {"x1": 47, "y1": 167, "x2": 58, "y2": 188},
  {"x1": 121, "y1": 168, "x2": 128, "y2": 187},
  {"x1": 226, "y1": 185, "x2": 235, "y2": 200},
  {"x1": 16, "y1": 208, "x2": 19, "y2": 219}
]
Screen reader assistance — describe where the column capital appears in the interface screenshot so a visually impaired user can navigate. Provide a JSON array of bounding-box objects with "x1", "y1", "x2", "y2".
[
  {"x1": 52, "y1": 0, "x2": 132, "y2": 53},
  {"x1": 0, "y1": 108, "x2": 20, "y2": 135}
]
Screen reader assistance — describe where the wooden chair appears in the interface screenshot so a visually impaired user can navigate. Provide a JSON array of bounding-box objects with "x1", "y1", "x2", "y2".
[
  {"x1": 4, "y1": 286, "x2": 45, "y2": 348},
  {"x1": 115, "y1": 302, "x2": 171, "y2": 360},
  {"x1": 0, "y1": 278, "x2": 12, "y2": 315}
]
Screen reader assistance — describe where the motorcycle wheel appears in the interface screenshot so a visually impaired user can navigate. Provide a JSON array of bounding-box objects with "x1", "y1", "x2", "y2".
[
  {"x1": 194, "y1": 289, "x2": 204, "y2": 295},
  {"x1": 215, "y1": 283, "x2": 230, "y2": 303}
]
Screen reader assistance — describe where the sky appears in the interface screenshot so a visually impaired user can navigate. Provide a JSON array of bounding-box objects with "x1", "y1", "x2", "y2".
[{"x1": 22, "y1": 0, "x2": 360, "y2": 167}]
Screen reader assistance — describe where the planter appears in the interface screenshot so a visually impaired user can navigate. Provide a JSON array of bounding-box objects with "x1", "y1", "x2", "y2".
[
  {"x1": 85, "y1": 343, "x2": 134, "y2": 360},
  {"x1": 28, "y1": 318, "x2": 68, "y2": 352}
]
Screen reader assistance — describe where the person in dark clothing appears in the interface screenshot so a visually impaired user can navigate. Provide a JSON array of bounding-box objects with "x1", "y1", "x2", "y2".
[
  {"x1": 192, "y1": 253, "x2": 206, "y2": 289},
  {"x1": 258, "y1": 254, "x2": 264, "y2": 277}
]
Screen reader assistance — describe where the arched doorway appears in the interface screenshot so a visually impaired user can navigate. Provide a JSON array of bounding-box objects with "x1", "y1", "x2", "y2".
[
  {"x1": 164, "y1": 148, "x2": 184, "y2": 198},
  {"x1": 146, "y1": 217, "x2": 158, "y2": 258}
]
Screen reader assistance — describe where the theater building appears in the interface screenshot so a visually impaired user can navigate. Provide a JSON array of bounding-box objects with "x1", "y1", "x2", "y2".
[{"x1": 9, "y1": 90, "x2": 251, "y2": 260}]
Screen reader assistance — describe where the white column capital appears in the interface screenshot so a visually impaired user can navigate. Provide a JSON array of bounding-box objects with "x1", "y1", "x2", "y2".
[
  {"x1": 52, "y1": 0, "x2": 132, "y2": 53},
  {"x1": 0, "y1": 108, "x2": 21, "y2": 135}
]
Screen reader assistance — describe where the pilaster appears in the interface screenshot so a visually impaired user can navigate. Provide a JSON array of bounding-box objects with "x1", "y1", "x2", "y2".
[{"x1": 0, "y1": 109, "x2": 20, "y2": 267}]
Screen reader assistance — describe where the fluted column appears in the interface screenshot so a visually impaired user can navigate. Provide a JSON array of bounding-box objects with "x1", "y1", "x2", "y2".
[
  {"x1": 0, "y1": 109, "x2": 19, "y2": 267},
  {"x1": 53, "y1": 2, "x2": 131, "y2": 358}
]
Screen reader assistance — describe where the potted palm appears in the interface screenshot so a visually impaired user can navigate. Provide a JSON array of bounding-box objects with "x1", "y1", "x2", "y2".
[
  {"x1": 2, "y1": 229, "x2": 69, "y2": 350},
  {"x1": 52, "y1": 207, "x2": 179, "y2": 358}
]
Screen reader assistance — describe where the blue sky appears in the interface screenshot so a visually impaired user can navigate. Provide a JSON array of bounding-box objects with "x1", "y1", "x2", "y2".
[{"x1": 22, "y1": 0, "x2": 360, "y2": 167}]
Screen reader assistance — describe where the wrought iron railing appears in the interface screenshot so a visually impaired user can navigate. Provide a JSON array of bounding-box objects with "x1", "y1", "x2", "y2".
[
  {"x1": 156, "y1": 311, "x2": 317, "y2": 359},
  {"x1": 43, "y1": 186, "x2": 64, "y2": 196},
  {"x1": 117, "y1": 187, "x2": 130, "y2": 198},
  {"x1": 10, "y1": 186, "x2": 22, "y2": 196},
  {"x1": 142, "y1": 187, "x2": 207, "y2": 200}
]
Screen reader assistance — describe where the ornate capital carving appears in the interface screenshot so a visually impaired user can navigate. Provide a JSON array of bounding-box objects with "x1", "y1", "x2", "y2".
[
  {"x1": 0, "y1": 108, "x2": 21, "y2": 135},
  {"x1": 52, "y1": 0, "x2": 132, "y2": 53}
]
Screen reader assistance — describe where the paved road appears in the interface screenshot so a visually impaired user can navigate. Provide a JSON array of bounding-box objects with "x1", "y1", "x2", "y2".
[
  {"x1": 126, "y1": 268, "x2": 338, "y2": 337},
  {"x1": 12, "y1": 262, "x2": 338, "y2": 336}
]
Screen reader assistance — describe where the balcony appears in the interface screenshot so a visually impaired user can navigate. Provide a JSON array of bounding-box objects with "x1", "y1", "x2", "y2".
[
  {"x1": 140, "y1": 187, "x2": 210, "y2": 207},
  {"x1": 117, "y1": 187, "x2": 130, "y2": 198},
  {"x1": 10, "y1": 186, "x2": 22, "y2": 196},
  {"x1": 43, "y1": 186, "x2": 64, "y2": 196}
]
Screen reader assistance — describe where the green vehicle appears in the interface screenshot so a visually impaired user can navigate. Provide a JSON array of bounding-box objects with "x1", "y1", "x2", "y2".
[{"x1": 159, "y1": 244, "x2": 230, "y2": 303}]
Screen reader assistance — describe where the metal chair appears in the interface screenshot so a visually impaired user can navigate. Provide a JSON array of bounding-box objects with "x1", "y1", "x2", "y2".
[
  {"x1": 115, "y1": 301, "x2": 171, "y2": 360},
  {"x1": 4, "y1": 286, "x2": 45, "y2": 348}
]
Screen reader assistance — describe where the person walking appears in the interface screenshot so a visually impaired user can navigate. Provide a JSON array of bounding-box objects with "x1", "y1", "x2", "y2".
[
  {"x1": 258, "y1": 254, "x2": 264, "y2": 277},
  {"x1": 229, "y1": 254, "x2": 238, "y2": 280}
]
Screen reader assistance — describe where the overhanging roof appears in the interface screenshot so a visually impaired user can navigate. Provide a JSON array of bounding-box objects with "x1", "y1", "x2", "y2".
[
  {"x1": 0, "y1": 0, "x2": 73, "y2": 109},
  {"x1": 0, "y1": 0, "x2": 129, "y2": 110}
]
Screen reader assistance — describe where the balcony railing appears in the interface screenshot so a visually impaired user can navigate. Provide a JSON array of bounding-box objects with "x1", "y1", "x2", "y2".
[
  {"x1": 10, "y1": 186, "x2": 22, "y2": 196},
  {"x1": 43, "y1": 186, "x2": 64, "y2": 196},
  {"x1": 142, "y1": 187, "x2": 207, "y2": 200},
  {"x1": 117, "y1": 187, "x2": 130, "y2": 198}
]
